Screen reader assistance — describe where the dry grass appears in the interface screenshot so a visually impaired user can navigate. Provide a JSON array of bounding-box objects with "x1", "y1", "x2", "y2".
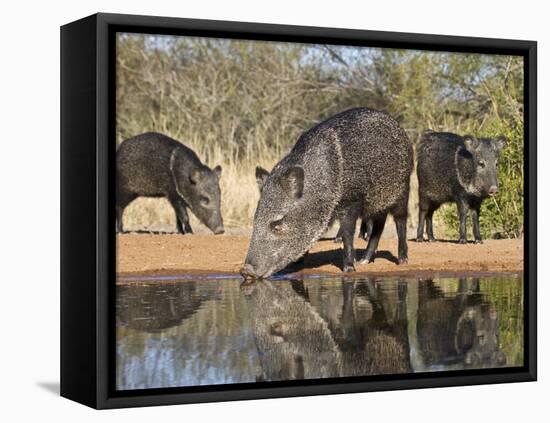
[
  {"x1": 122, "y1": 137, "x2": 424, "y2": 238},
  {"x1": 117, "y1": 36, "x2": 523, "y2": 239}
]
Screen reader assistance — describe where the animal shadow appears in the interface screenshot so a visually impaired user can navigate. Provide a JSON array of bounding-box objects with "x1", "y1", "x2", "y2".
[
  {"x1": 412, "y1": 238, "x2": 479, "y2": 245},
  {"x1": 278, "y1": 247, "x2": 399, "y2": 274}
]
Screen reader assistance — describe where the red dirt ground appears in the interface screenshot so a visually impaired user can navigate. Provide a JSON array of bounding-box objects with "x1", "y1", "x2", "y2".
[{"x1": 116, "y1": 234, "x2": 523, "y2": 280}]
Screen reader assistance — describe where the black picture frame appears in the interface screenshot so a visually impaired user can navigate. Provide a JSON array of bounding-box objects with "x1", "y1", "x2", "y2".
[{"x1": 60, "y1": 12, "x2": 537, "y2": 409}]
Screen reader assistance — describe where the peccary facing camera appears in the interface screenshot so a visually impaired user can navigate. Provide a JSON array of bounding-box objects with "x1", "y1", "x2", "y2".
[
  {"x1": 241, "y1": 108, "x2": 413, "y2": 279},
  {"x1": 416, "y1": 132, "x2": 506, "y2": 244},
  {"x1": 116, "y1": 132, "x2": 224, "y2": 234}
]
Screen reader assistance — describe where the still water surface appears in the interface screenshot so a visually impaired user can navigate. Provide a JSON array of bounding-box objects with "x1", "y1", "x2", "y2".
[{"x1": 116, "y1": 275, "x2": 523, "y2": 390}]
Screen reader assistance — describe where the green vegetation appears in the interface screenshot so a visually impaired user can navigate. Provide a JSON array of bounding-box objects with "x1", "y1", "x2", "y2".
[
  {"x1": 430, "y1": 277, "x2": 523, "y2": 368},
  {"x1": 117, "y1": 34, "x2": 524, "y2": 235},
  {"x1": 481, "y1": 277, "x2": 524, "y2": 367}
]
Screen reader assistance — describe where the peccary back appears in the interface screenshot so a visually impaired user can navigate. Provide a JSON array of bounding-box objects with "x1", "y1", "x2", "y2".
[{"x1": 116, "y1": 132, "x2": 224, "y2": 234}]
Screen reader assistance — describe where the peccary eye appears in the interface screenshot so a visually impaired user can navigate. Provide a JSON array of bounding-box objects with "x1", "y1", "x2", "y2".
[
  {"x1": 478, "y1": 161, "x2": 486, "y2": 168},
  {"x1": 200, "y1": 196, "x2": 210, "y2": 206},
  {"x1": 269, "y1": 219, "x2": 285, "y2": 235}
]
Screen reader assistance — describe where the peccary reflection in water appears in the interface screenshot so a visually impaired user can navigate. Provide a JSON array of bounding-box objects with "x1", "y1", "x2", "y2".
[
  {"x1": 116, "y1": 276, "x2": 519, "y2": 389},
  {"x1": 305, "y1": 278, "x2": 411, "y2": 376},
  {"x1": 116, "y1": 283, "x2": 216, "y2": 332},
  {"x1": 417, "y1": 278, "x2": 507, "y2": 368},
  {"x1": 243, "y1": 278, "x2": 411, "y2": 380},
  {"x1": 242, "y1": 280, "x2": 343, "y2": 381}
]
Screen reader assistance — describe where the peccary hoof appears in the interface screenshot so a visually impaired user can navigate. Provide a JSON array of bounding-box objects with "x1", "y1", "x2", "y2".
[
  {"x1": 427, "y1": 237, "x2": 436, "y2": 243},
  {"x1": 334, "y1": 236, "x2": 342, "y2": 244},
  {"x1": 458, "y1": 238, "x2": 467, "y2": 244},
  {"x1": 415, "y1": 237, "x2": 424, "y2": 242},
  {"x1": 357, "y1": 255, "x2": 373, "y2": 265},
  {"x1": 398, "y1": 257, "x2": 408, "y2": 265},
  {"x1": 343, "y1": 264, "x2": 355, "y2": 273},
  {"x1": 474, "y1": 239, "x2": 484, "y2": 244}
]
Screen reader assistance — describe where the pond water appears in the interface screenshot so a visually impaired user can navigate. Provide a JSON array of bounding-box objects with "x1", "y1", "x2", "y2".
[{"x1": 116, "y1": 274, "x2": 524, "y2": 391}]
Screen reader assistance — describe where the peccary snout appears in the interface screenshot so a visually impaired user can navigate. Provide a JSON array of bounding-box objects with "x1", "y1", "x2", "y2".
[
  {"x1": 488, "y1": 185, "x2": 499, "y2": 196},
  {"x1": 176, "y1": 164, "x2": 225, "y2": 235}
]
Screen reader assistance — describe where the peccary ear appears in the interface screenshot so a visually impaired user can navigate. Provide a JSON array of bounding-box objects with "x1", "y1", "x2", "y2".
[
  {"x1": 280, "y1": 166, "x2": 304, "y2": 199},
  {"x1": 463, "y1": 135, "x2": 480, "y2": 152},
  {"x1": 255, "y1": 166, "x2": 270, "y2": 192},
  {"x1": 189, "y1": 168, "x2": 201, "y2": 185},
  {"x1": 213, "y1": 165, "x2": 222, "y2": 178},
  {"x1": 493, "y1": 136, "x2": 507, "y2": 152}
]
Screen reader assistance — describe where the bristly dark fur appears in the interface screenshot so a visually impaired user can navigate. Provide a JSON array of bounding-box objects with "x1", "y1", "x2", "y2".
[
  {"x1": 416, "y1": 131, "x2": 506, "y2": 244},
  {"x1": 116, "y1": 132, "x2": 224, "y2": 234},
  {"x1": 242, "y1": 108, "x2": 413, "y2": 278}
]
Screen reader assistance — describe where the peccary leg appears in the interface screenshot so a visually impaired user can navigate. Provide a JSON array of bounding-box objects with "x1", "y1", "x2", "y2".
[
  {"x1": 358, "y1": 214, "x2": 387, "y2": 264},
  {"x1": 340, "y1": 210, "x2": 359, "y2": 272},
  {"x1": 359, "y1": 218, "x2": 372, "y2": 240},
  {"x1": 394, "y1": 215, "x2": 409, "y2": 264},
  {"x1": 471, "y1": 203, "x2": 483, "y2": 244},
  {"x1": 168, "y1": 194, "x2": 193, "y2": 234},
  {"x1": 115, "y1": 206, "x2": 124, "y2": 233},
  {"x1": 416, "y1": 208, "x2": 427, "y2": 242},
  {"x1": 457, "y1": 200, "x2": 468, "y2": 244},
  {"x1": 366, "y1": 219, "x2": 373, "y2": 239},
  {"x1": 115, "y1": 192, "x2": 136, "y2": 233},
  {"x1": 426, "y1": 208, "x2": 436, "y2": 242},
  {"x1": 334, "y1": 225, "x2": 343, "y2": 243},
  {"x1": 471, "y1": 278, "x2": 480, "y2": 292}
]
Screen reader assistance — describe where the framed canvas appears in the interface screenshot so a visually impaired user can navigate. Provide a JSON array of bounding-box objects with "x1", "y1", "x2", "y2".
[{"x1": 60, "y1": 13, "x2": 537, "y2": 409}]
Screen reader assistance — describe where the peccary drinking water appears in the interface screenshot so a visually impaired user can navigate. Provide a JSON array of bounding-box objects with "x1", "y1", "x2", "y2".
[
  {"x1": 116, "y1": 132, "x2": 224, "y2": 234},
  {"x1": 241, "y1": 108, "x2": 413, "y2": 279},
  {"x1": 416, "y1": 131, "x2": 506, "y2": 244}
]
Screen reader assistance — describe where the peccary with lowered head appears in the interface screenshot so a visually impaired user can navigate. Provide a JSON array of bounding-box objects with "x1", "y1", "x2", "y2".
[
  {"x1": 416, "y1": 132, "x2": 505, "y2": 244},
  {"x1": 116, "y1": 132, "x2": 224, "y2": 235},
  {"x1": 241, "y1": 108, "x2": 413, "y2": 279}
]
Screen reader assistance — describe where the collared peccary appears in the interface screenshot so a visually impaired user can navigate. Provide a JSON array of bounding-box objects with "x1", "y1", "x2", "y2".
[
  {"x1": 416, "y1": 279, "x2": 507, "y2": 368},
  {"x1": 241, "y1": 108, "x2": 413, "y2": 279},
  {"x1": 416, "y1": 131, "x2": 506, "y2": 244},
  {"x1": 304, "y1": 278, "x2": 411, "y2": 376},
  {"x1": 116, "y1": 132, "x2": 224, "y2": 234},
  {"x1": 257, "y1": 165, "x2": 372, "y2": 242},
  {"x1": 243, "y1": 280, "x2": 343, "y2": 381}
]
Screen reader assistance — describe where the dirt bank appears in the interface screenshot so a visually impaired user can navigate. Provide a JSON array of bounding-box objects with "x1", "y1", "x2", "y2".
[{"x1": 116, "y1": 234, "x2": 523, "y2": 279}]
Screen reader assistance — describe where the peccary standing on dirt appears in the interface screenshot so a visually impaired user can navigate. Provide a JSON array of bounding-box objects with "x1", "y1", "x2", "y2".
[
  {"x1": 241, "y1": 108, "x2": 413, "y2": 279},
  {"x1": 257, "y1": 165, "x2": 372, "y2": 242},
  {"x1": 416, "y1": 131, "x2": 506, "y2": 244},
  {"x1": 116, "y1": 132, "x2": 224, "y2": 234}
]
